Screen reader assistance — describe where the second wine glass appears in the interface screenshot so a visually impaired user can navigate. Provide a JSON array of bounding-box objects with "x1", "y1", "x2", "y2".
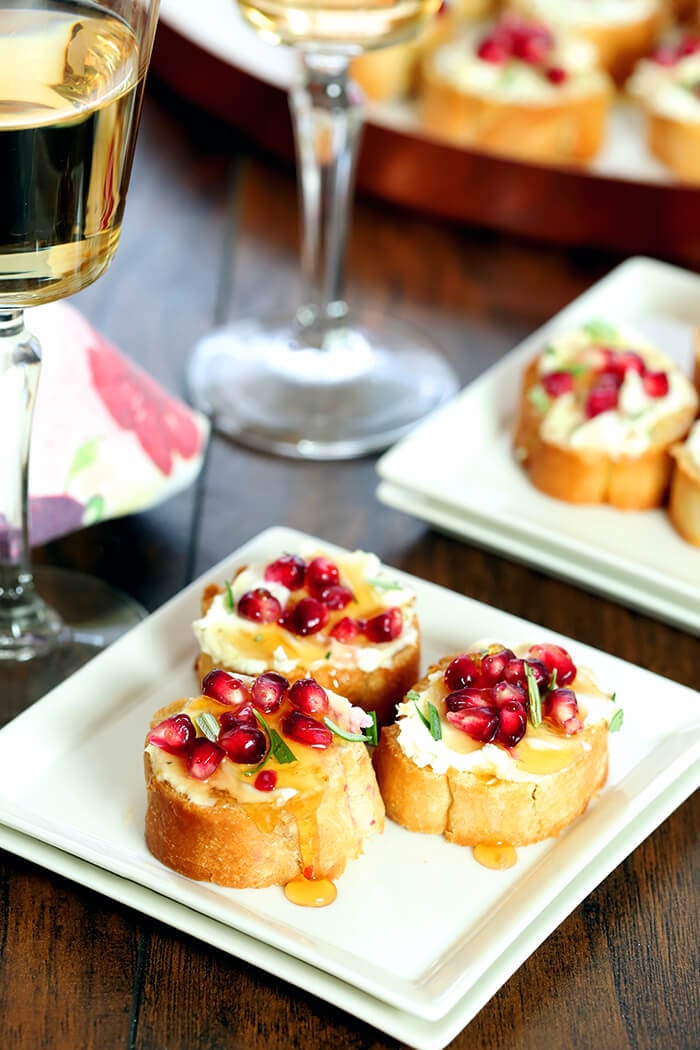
[{"x1": 187, "y1": 0, "x2": 458, "y2": 460}]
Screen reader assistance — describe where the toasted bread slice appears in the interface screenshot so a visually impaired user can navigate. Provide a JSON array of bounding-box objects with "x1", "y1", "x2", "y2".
[{"x1": 669, "y1": 424, "x2": 700, "y2": 544}]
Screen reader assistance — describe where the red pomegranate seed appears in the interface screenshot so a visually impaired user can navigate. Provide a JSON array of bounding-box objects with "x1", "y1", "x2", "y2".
[
  {"x1": 446, "y1": 705, "x2": 499, "y2": 743},
  {"x1": 251, "y1": 671, "x2": 289, "y2": 713},
  {"x1": 477, "y1": 37, "x2": 509, "y2": 63},
  {"x1": 617, "y1": 350, "x2": 646, "y2": 376},
  {"x1": 527, "y1": 644, "x2": 577, "y2": 686},
  {"x1": 542, "y1": 687, "x2": 583, "y2": 735},
  {"x1": 495, "y1": 701, "x2": 528, "y2": 748},
  {"x1": 317, "y1": 583, "x2": 353, "y2": 609},
  {"x1": 546, "y1": 66, "x2": 567, "y2": 84},
  {"x1": 304, "y1": 556, "x2": 340, "y2": 596},
  {"x1": 679, "y1": 35, "x2": 700, "y2": 56},
  {"x1": 503, "y1": 657, "x2": 549, "y2": 692},
  {"x1": 330, "y1": 616, "x2": 363, "y2": 643},
  {"x1": 491, "y1": 680, "x2": 528, "y2": 709},
  {"x1": 541, "y1": 371, "x2": 574, "y2": 397},
  {"x1": 444, "y1": 653, "x2": 486, "y2": 690},
  {"x1": 201, "y1": 669, "x2": 253, "y2": 707},
  {"x1": 219, "y1": 725, "x2": 267, "y2": 764},
  {"x1": 481, "y1": 647, "x2": 516, "y2": 683},
  {"x1": 254, "y1": 770, "x2": 277, "y2": 791},
  {"x1": 642, "y1": 370, "x2": 669, "y2": 398},
  {"x1": 186, "y1": 738, "x2": 225, "y2": 779},
  {"x1": 237, "y1": 587, "x2": 283, "y2": 623},
  {"x1": 585, "y1": 382, "x2": 619, "y2": 418},
  {"x1": 445, "y1": 687, "x2": 492, "y2": 712},
  {"x1": 513, "y1": 34, "x2": 550, "y2": 64},
  {"x1": 650, "y1": 43, "x2": 679, "y2": 66},
  {"x1": 219, "y1": 703, "x2": 257, "y2": 731},
  {"x1": 288, "y1": 678, "x2": 329, "y2": 715},
  {"x1": 283, "y1": 597, "x2": 329, "y2": 636},
  {"x1": 264, "y1": 553, "x2": 306, "y2": 590},
  {"x1": 281, "y1": 710, "x2": 333, "y2": 749},
  {"x1": 148, "y1": 714, "x2": 196, "y2": 755},
  {"x1": 363, "y1": 607, "x2": 403, "y2": 643}
]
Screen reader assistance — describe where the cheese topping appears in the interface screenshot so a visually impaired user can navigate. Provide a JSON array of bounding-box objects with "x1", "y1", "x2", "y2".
[
  {"x1": 628, "y1": 52, "x2": 700, "y2": 124},
  {"x1": 430, "y1": 25, "x2": 607, "y2": 103},
  {"x1": 683, "y1": 419, "x2": 700, "y2": 468},
  {"x1": 193, "y1": 549, "x2": 417, "y2": 676},
  {"x1": 516, "y1": 0, "x2": 659, "y2": 28},
  {"x1": 395, "y1": 642, "x2": 620, "y2": 783}
]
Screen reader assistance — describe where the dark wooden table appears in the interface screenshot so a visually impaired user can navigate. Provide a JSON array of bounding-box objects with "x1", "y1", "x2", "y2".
[{"x1": 1, "y1": 71, "x2": 698, "y2": 1050}]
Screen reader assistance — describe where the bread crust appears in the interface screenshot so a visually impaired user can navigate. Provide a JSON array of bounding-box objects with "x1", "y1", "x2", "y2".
[
  {"x1": 419, "y1": 59, "x2": 610, "y2": 162},
  {"x1": 647, "y1": 111, "x2": 700, "y2": 185},
  {"x1": 513, "y1": 355, "x2": 698, "y2": 508},
  {"x1": 669, "y1": 438, "x2": 700, "y2": 545},
  {"x1": 144, "y1": 700, "x2": 385, "y2": 888}
]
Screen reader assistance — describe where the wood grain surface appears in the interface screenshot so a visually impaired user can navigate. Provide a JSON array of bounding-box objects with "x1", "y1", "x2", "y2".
[{"x1": 0, "y1": 79, "x2": 697, "y2": 1050}]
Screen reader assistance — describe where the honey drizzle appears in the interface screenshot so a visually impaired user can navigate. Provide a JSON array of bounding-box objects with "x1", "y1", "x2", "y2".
[
  {"x1": 473, "y1": 843, "x2": 517, "y2": 870},
  {"x1": 284, "y1": 876, "x2": 337, "y2": 908}
]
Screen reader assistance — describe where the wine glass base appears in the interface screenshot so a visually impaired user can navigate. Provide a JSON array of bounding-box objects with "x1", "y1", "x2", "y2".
[
  {"x1": 187, "y1": 312, "x2": 459, "y2": 459},
  {"x1": 1, "y1": 567, "x2": 147, "y2": 712}
]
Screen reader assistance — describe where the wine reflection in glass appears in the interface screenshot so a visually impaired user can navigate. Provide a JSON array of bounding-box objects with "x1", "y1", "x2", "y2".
[
  {"x1": 0, "y1": 0, "x2": 160, "y2": 694},
  {"x1": 187, "y1": 0, "x2": 458, "y2": 460}
]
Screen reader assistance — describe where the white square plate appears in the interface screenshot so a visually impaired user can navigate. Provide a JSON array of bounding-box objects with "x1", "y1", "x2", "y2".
[
  {"x1": 0, "y1": 527, "x2": 697, "y2": 1050},
  {"x1": 376, "y1": 256, "x2": 700, "y2": 635}
]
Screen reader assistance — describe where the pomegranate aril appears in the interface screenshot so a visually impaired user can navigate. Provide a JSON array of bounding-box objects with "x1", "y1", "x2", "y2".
[
  {"x1": 445, "y1": 687, "x2": 493, "y2": 712},
  {"x1": 503, "y1": 657, "x2": 549, "y2": 691},
  {"x1": 495, "y1": 701, "x2": 528, "y2": 748},
  {"x1": 446, "y1": 705, "x2": 499, "y2": 743},
  {"x1": 251, "y1": 671, "x2": 289, "y2": 713},
  {"x1": 513, "y1": 33, "x2": 549, "y2": 63},
  {"x1": 546, "y1": 65, "x2": 567, "y2": 84},
  {"x1": 330, "y1": 616, "x2": 363, "y2": 643},
  {"x1": 219, "y1": 725, "x2": 267, "y2": 764},
  {"x1": 237, "y1": 587, "x2": 282, "y2": 623},
  {"x1": 481, "y1": 647, "x2": 516, "y2": 683},
  {"x1": 477, "y1": 37, "x2": 509, "y2": 62},
  {"x1": 148, "y1": 714, "x2": 196, "y2": 755},
  {"x1": 585, "y1": 381, "x2": 619, "y2": 419},
  {"x1": 617, "y1": 350, "x2": 646, "y2": 376},
  {"x1": 650, "y1": 43, "x2": 679, "y2": 66},
  {"x1": 363, "y1": 607, "x2": 403, "y2": 643},
  {"x1": 281, "y1": 710, "x2": 333, "y2": 749},
  {"x1": 254, "y1": 770, "x2": 277, "y2": 791},
  {"x1": 679, "y1": 34, "x2": 700, "y2": 56},
  {"x1": 444, "y1": 653, "x2": 486, "y2": 690},
  {"x1": 642, "y1": 370, "x2": 669, "y2": 398},
  {"x1": 284, "y1": 597, "x2": 329, "y2": 636},
  {"x1": 264, "y1": 553, "x2": 306, "y2": 590},
  {"x1": 304, "y1": 556, "x2": 340, "y2": 596},
  {"x1": 288, "y1": 678, "x2": 329, "y2": 715},
  {"x1": 218, "y1": 703, "x2": 257, "y2": 732},
  {"x1": 317, "y1": 584, "x2": 353, "y2": 610},
  {"x1": 491, "y1": 680, "x2": 528, "y2": 709},
  {"x1": 542, "y1": 687, "x2": 583, "y2": 735},
  {"x1": 541, "y1": 370, "x2": 574, "y2": 397},
  {"x1": 186, "y1": 738, "x2": 225, "y2": 779},
  {"x1": 201, "y1": 669, "x2": 253, "y2": 707},
  {"x1": 527, "y1": 643, "x2": 577, "y2": 686}
]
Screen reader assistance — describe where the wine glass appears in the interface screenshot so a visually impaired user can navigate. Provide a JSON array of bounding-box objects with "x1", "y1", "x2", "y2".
[
  {"x1": 187, "y1": 0, "x2": 458, "y2": 460},
  {"x1": 0, "y1": 0, "x2": 160, "y2": 696}
]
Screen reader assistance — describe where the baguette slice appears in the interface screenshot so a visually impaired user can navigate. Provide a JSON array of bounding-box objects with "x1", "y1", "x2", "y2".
[
  {"x1": 373, "y1": 646, "x2": 616, "y2": 848},
  {"x1": 144, "y1": 679, "x2": 385, "y2": 889},
  {"x1": 669, "y1": 422, "x2": 700, "y2": 544}
]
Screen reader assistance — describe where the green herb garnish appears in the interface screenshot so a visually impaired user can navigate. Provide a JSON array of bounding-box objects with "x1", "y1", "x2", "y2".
[
  {"x1": 325, "y1": 650, "x2": 331, "y2": 659},
  {"x1": 224, "y1": 580, "x2": 235, "y2": 610},
  {"x1": 195, "y1": 711, "x2": 220, "y2": 742},
  {"x1": 525, "y1": 663, "x2": 542, "y2": 728},
  {"x1": 366, "y1": 577, "x2": 403, "y2": 592},
  {"x1": 527, "y1": 385, "x2": 551, "y2": 415},
  {"x1": 608, "y1": 708, "x2": 624, "y2": 733},
  {"x1": 254, "y1": 633, "x2": 264, "y2": 642},
  {"x1": 582, "y1": 319, "x2": 618, "y2": 342},
  {"x1": 549, "y1": 668, "x2": 558, "y2": 691},
  {"x1": 324, "y1": 711, "x2": 379, "y2": 747},
  {"x1": 253, "y1": 710, "x2": 297, "y2": 764},
  {"x1": 411, "y1": 697, "x2": 442, "y2": 741}
]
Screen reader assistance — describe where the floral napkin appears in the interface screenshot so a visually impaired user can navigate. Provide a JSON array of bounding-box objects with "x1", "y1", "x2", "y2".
[{"x1": 24, "y1": 301, "x2": 210, "y2": 547}]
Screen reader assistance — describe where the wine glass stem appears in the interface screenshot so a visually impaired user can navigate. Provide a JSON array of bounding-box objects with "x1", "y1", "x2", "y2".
[
  {"x1": 0, "y1": 310, "x2": 64, "y2": 659},
  {"x1": 290, "y1": 53, "x2": 363, "y2": 346}
]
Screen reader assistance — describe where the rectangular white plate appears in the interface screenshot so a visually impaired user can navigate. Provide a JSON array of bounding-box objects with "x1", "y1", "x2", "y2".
[
  {"x1": 376, "y1": 256, "x2": 700, "y2": 636},
  {"x1": 0, "y1": 527, "x2": 697, "y2": 1047}
]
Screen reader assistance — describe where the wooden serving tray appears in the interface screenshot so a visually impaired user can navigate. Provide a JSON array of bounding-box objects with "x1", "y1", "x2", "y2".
[{"x1": 152, "y1": 0, "x2": 700, "y2": 263}]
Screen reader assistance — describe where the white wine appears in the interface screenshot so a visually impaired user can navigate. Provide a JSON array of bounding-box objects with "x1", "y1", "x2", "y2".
[
  {"x1": 0, "y1": 0, "x2": 146, "y2": 307},
  {"x1": 237, "y1": 0, "x2": 441, "y2": 53}
]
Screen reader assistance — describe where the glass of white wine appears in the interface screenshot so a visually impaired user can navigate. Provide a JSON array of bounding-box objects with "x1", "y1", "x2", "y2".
[
  {"x1": 0, "y1": 0, "x2": 160, "y2": 691},
  {"x1": 187, "y1": 0, "x2": 458, "y2": 460}
]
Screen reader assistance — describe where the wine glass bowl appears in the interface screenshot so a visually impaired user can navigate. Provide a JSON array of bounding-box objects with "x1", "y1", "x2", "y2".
[
  {"x1": 0, "y1": 0, "x2": 160, "y2": 680},
  {"x1": 187, "y1": 0, "x2": 458, "y2": 460}
]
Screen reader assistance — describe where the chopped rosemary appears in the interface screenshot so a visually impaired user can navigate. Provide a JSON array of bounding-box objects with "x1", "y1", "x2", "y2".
[
  {"x1": 549, "y1": 668, "x2": 558, "y2": 691},
  {"x1": 405, "y1": 689, "x2": 421, "y2": 703},
  {"x1": 527, "y1": 385, "x2": 551, "y2": 415},
  {"x1": 525, "y1": 663, "x2": 542, "y2": 728},
  {"x1": 608, "y1": 708, "x2": 624, "y2": 733},
  {"x1": 195, "y1": 711, "x2": 220, "y2": 742},
  {"x1": 224, "y1": 580, "x2": 235, "y2": 610},
  {"x1": 253, "y1": 710, "x2": 297, "y2": 764},
  {"x1": 366, "y1": 576, "x2": 403, "y2": 591},
  {"x1": 412, "y1": 697, "x2": 442, "y2": 741},
  {"x1": 582, "y1": 319, "x2": 618, "y2": 342}
]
